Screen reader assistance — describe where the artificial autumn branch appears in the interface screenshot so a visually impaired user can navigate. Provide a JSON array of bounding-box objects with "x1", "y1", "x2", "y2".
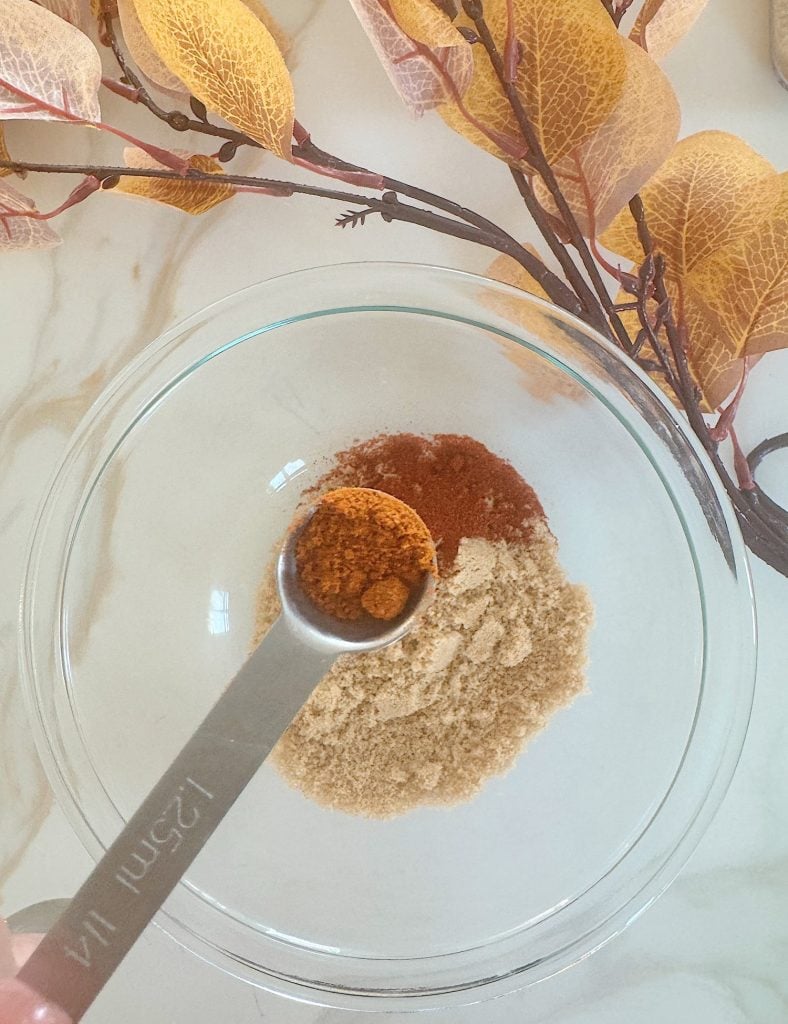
[{"x1": 1, "y1": 0, "x2": 787, "y2": 575}]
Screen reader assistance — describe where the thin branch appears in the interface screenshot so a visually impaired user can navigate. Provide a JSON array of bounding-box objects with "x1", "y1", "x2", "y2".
[
  {"x1": 509, "y1": 166, "x2": 609, "y2": 334},
  {"x1": 463, "y1": 1, "x2": 634, "y2": 351},
  {"x1": 0, "y1": 73, "x2": 189, "y2": 173},
  {"x1": 289, "y1": 131, "x2": 584, "y2": 314},
  {"x1": 730, "y1": 426, "x2": 756, "y2": 491},
  {"x1": 0, "y1": 176, "x2": 101, "y2": 224},
  {"x1": 626, "y1": 194, "x2": 788, "y2": 574},
  {"x1": 99, "y1": 8, "x2": 254, "y2": 148},
  {"x1": 600, "y1": 0, "x2": 636, "y2": 28},
  {"x1": 0, "y1": 157, "x2": 581, "y2": 314},
  {"x1": 96, "y1": 11, "x2": 579, "y2": 312},
  {"x1": 600, "y1": 0, "x2": 617, "y2": 20}
]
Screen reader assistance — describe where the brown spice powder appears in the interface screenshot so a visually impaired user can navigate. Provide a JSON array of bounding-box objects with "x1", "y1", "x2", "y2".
[{"x1": 307, "y1": 433, "x2": 545, "y2": 570}]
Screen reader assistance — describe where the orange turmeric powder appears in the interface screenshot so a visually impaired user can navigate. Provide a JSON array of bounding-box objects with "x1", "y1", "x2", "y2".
[{"x1": 295, "y1": 487, "x2": 436, "y2": 621}]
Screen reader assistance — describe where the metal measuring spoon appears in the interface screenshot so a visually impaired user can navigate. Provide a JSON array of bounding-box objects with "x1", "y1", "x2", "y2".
[{"x1": 8, "y1": 505, "x2": 436, "y2": 1023}]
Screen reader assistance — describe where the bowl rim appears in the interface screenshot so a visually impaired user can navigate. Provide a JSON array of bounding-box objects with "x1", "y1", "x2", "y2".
[{"x1": 19, "y1": 261, "x2": 757, "y2": 1011}]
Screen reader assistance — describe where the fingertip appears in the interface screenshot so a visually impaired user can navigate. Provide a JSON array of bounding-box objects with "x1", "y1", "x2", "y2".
[{"x1": 0, "y1": 977, "x2": 72, "y2": 1023}]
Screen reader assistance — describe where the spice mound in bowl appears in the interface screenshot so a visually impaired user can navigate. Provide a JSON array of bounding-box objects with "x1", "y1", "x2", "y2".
[{"x1": 255, "y1": 433, "x2": 594, "y2": 818}]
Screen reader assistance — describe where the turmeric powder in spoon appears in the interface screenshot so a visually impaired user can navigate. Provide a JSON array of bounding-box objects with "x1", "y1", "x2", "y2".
[{"x1": 295, "y1": 487, "x2": 436, "y2": 622}]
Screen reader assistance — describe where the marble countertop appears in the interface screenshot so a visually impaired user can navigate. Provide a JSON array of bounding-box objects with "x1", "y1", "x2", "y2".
[{"x1": 2, "y1": 1, "x2": 787, "y2": 1021}]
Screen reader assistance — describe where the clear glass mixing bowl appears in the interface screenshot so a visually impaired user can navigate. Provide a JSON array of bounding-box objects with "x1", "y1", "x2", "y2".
[{"x1": 20, "y1": 263, "x2": 756, "y2": 1011}]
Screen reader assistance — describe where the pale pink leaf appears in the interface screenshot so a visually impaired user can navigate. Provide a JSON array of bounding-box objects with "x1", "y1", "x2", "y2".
[
  {"x1": 0, "y1": 0, "x2": 101, "y2": 122},
  {"x1": 630, "y1": 0, "x2": 710, "y2": 62},
  {"x1": 117, "y1": 0, "x2": 188, "y2": 95},
  {"x1": 33, "y1": 0, "x2": 89, "y2": 33},
  {"x1": 0, "y1": 180, "x2": 62, "y2": 251},
  {"x1": 347, "y1": 0, "x2": 473, "y2": 115},
  {"x1": 534, "y1": 40, "x2": 680, "y2": 236}
]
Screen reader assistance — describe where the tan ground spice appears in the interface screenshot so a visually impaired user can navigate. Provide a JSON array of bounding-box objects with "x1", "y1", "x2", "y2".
[{"x1": 254, "y1": 523, "x2": 593, "y2": 818}]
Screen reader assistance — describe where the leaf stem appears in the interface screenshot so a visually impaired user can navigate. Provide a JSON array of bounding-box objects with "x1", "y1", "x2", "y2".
[
  {"x1": 509, "y1": 166, "x2": 609, "y2": 334},
  {"x1": 0, "y1": 73, "x2": 190, "y2": 174},
  {"x1": 710, "y1": 357, "x2": 752, "y2": 443},
  {"x1": 0, "y1": 176, "x2": 101, "y2": 222}
]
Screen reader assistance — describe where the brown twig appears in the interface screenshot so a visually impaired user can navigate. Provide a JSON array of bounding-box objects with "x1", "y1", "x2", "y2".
[
  {"x1": 509, "y1": 166, "x2": 609, "y2": 334},
  {"x1": 626, "y1": 195, "x2": 788, "y2": 574},
  {"x1": 98, "y1": 7, "x2": 253, "y2": 147},
  {"x1": 463, "y1": 0, "x2": 634, "y2": 352},
  {"x1": 0, "y1": 157, "x2": 582, "y2": 315},
  {"x1": 710, "y1": 358, "x2": 752, "y2": 443},
  {"x1": 95, "y1": 11, "x2": 580, "y2": 313}
]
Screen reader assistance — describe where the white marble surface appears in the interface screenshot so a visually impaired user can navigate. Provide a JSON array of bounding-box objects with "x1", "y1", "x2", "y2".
[{"x1": 1, "y1": 0, "x2": 787, "y2": 1020}]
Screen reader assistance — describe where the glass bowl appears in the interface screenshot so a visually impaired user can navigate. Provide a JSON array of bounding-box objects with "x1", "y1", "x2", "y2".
[{"x1": 20, "y1": 263, "x2": 756, "y2": 1011}]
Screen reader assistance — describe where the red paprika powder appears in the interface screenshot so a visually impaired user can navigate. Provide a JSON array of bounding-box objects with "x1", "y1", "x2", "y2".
[{"x1": 308, "y1": 433, "x2": 545, "y2": 572}]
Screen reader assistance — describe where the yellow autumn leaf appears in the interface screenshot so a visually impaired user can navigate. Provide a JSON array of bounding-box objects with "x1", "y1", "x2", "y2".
[
  {"x1": 441, "y1": 0, "x2": 627, "y2": 165},
  {"x1": 115, "y1": 148, "x2": 235, "y2": 214},
  {"x1": 132, "y1": 0, "x2": 294, "y2": 158},
  {"x1": 119, "y1": 0, "x2": 289, "y2": 97},
  {"x1": 0, "y1": 125, "x2": 11, "y2": 177},
  {"x1": 630, "y1": 0, "x2": 709, "y2": 62},
  {"x1": 683, "y1": 305, "x2": 748, "y2": 410},
  {"x1": 601, "y1": 131, "x2": 780, "y2": 280},
  {"x1": 388, "y1": 0, "x2": 466, "y2": 47},
  {"x1": 534, "y1": 39, "x2": 679, "y2": 237},
  {"x1": 685, "y1": 174, "x2": 788, "y2": 381}
]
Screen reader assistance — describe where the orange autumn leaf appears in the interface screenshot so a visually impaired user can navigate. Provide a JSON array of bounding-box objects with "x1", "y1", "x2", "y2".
[
  {"x1": 685, "y1": 174, "x2": 788, "y2": 379},
  {"x1": 348, "y1": 0, "x2": 472, "y2": 115},
  {"x1": 601, "y1": 131, "x2": 780, "y2": 280},
  {"x1": 115, "y1": 149, "x2": 235, "y2": 214},
  {"x1": 441, "y1": 0, "x2": 627, "y2": 165},
  {"x1": 534, "y1": 39, "x2": 679, "y2": 237},
  {"x1": 132, "y1": 0, "x2": 294, "y2": 158},
  {"x1": 630, "y1": 0, "x2": 709, "y2": 62}
]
